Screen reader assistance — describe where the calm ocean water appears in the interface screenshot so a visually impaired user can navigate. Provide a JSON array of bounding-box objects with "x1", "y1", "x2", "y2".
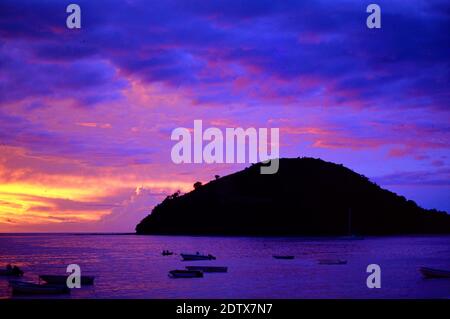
[{"x1": 0, "y1": 234, "x2": 449, "y2": 299}]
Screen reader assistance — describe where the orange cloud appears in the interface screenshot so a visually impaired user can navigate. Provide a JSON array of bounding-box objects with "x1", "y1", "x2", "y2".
[{"x1": 0, "y1": 146, "x2": 193, "y2": 232}]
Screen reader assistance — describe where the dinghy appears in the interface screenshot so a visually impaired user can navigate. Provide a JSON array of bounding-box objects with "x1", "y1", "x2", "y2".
[
  {"x1": 169, "y1": 270, "x2": 203, "y2": 278},
  {"x1": 340, "y1": 208, "x2": 364, "y2": 240},
  {"x1": 273, "y1": 255, "x2": 295, "y2": 260},
  {"x1": 0, "y1": 269, "x2": 19, "y2": 276},
  {"x1": 9, "y1": 280, "x2": 70, "y2": 295},
  {"x1": 318, "y1": 259, "x2": 347, "y2": 265},
  {"x1": 181, "y1": 253, "x2": 216, "y2": 261},
  {"x1": 39, "y1": 274, "x2": 95, "y2": 285},
  {"x1": 419, "y1": 267, "x2": 450, "y2": 279},
  {"x1": 185, "y1": 266, "x2": 228, "y2": 273},
  {"x1": 0, "y1": 265, "x2": 24, "y2": 277}
]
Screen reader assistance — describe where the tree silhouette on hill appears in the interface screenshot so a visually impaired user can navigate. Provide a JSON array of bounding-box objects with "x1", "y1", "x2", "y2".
[{"x1": 136, "y1": 157, "x2": 450, "y2": 236}]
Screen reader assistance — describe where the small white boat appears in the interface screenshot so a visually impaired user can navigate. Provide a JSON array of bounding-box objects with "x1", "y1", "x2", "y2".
[
  {"x1": 419, "y1": 267, "x2": 450, "y2": 279},
  {"x1": 9, "y1": 280, "x2": 70, "y2": 295},
  {"x1": 185, "y1": 266, "x2": 228, "y2": 273},
  {"x1": 318, "y1": 259, "x2": 347, "y2": 265},
  {"x1": 181, "y1": 253, "x2": 216, "y2": 261},
  {"x1": 169, "y1": 270, "x2": 203, "y2": 278}
]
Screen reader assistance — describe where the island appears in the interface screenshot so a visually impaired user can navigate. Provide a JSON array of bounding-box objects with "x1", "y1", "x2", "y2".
[{"x1": 136, "y1": 157, "x2": 450, "y2": 235}]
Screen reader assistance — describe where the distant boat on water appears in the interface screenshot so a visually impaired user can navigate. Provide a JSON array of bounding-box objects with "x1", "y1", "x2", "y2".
[
  {"x1": 162, "y1": 250, "x2": 174, "y2": 256},
  {"x1": 342, "y1": 208, "x2": 364, "y2": 240},
  {"x1": 181, "y1": 253, "x2": 216, "y2": 261},
  {"x1": 9, "y1": 280, "x2": 70, "y2": 295},
  {"x1": 169, "y1": 270, "x2": 203, "y2": 278},
  {"x1": 39, "y1": 274, "x2": 95, "y2": 285},
  {"x1": 318, "y1": 259, "x2": 347, "y2": 265},
  {"x1": 185, "y1": 266, "x2": 228, "y2": 273},
  {"x1": 0, "y1": 265, "x2": 24, "y2": 277},
  {"x1": 419, "y1": 267, "x2": 450, "y2": 279},
  {"x1": 273, "y1": 255, "x2": 295, "y2": 260}
]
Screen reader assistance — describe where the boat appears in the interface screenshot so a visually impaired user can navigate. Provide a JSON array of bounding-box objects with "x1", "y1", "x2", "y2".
[
  {"x1": 0, "y1": 269, "x2": 18, "y2": 276},
  {"x1": 273, "y1": 255, "x2": 295, "y2": 260},
  {"x1": 39, "y1": 274, "x2": 95, "y2": 285},
  {"x1": 0, "y1": 265, "x2": 24, "y2": 277},
  {"x1": 185, "y1": 266, "x2": 228, "y2": 273},
  {"x1": 9, "y1": 280, "x2": 70, "y2": 295},
  {"x1": 318, "y1": 259, "x2": 347, "y2": 265},
  {"x1": 181, "y1": 253, "x2": 216, "y2": 261},
  {"x1": 162, "y1": 250, "x2": 174, "y2": 256},
  {"x1": 419, "y1": 267, "x2": 450, "y2": 279},
  {"x1": 340, "y1": 208, "x2": 364, "y2": 240},
  {"x1": 168, "y1": 270, "x2": 203, "y2": 278}
]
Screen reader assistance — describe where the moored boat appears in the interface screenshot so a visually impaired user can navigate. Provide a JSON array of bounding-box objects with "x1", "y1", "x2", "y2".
[
  {"x1": 169, "y1": 270, "x2": 203, "y2": 278},
  {"x1": 39, "y1": 274, "x2": 95, "y2": 285},
  {"x1": 162, "y1": 250, "x2": 174, "y2": 256},
  {"x1": 0, "y1": 265, "x2": 24, "y2": 277},
  {"x1": 318, "y1": 259, "x2": 347, "y2": 265},
  {"x1": 341, "y1": 208, "x2": 364, "y2": 240},
  {"x1": 273, "y1": 255, "x2": 295, "y2": 260},
  {"x1": 419, "y1": 267, "x2": 450, "y2": 279},
  {"x1": 181, "y1": 253, "x2": 216, "y2": 261},
  {"x1": 9, "y1": 280, "x2": 70, "y2": 295},
  {"x1": 185, "y1": 266, "x2": 228, "y2": 273}
]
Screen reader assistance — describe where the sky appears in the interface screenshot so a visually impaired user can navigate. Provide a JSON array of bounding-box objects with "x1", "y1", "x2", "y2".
[{"x1": 0, "y1": 0, "x2": 449, "y2": 232}]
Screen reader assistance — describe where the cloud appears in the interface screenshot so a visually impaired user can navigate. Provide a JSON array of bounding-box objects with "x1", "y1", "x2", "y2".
[
  {"x1": 1, "y1": 0, "x2": 448, "y2": 109},
  {"x1": 372, "y1": 168, "x2": 450, "y2": 186},
  {"x1": 0, "y1": 0, "x2": 449, "y2": 231},
  {"x1": 95, "y1": 187, "x2": 167, "y2": 232}
]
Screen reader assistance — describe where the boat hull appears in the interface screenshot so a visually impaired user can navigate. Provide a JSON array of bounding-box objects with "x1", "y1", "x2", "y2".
[
  {"x1": 39, "y1": 275, "x2": 95, "y2": 285},
  {"x1": 9, "y1": 280, "x2": 70, "y2": 295},
  {"x1": 318, "y1": 259, "x2": 347, "y2": 265},
  {"x1": 420, "y1": 267, "x2": 450, "y2": 279},
  {"x1": 185, "y1": 266, "x2": 228, "y2": 273},
  {"x1": 273, "y1": 255, "x2": 295, "y2": 260},
  {"x1": 169, "y1": 270, "x2": 203, "y2": 278},
  {"x1": 0, "y1": 269, "x2": 23, "y2": 277},
  {"x1": 181, "y1": 254, "x2": 216, "y2": 261}
]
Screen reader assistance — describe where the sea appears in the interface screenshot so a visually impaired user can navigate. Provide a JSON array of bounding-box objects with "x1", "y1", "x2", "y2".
[{"x1": 0, "y1": 234, "x2": 449, "y2": 299}]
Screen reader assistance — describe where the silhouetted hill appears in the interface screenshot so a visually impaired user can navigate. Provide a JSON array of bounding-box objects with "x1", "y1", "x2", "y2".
[{"x1": 136, "y1": 158, "x2": 450, "y2": 235}]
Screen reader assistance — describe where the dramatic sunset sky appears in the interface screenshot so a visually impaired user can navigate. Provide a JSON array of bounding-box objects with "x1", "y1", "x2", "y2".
[{"x1": 0, "y1": 0, "x2": 448, "y2": 232}]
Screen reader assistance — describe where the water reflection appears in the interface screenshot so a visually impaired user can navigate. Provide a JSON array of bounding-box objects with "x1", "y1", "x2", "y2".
[{"x1": 0, "y1": 234, "x2": 449, "y2": 299}]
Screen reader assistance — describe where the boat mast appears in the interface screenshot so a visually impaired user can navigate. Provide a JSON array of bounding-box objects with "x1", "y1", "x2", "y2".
[{"x1": 348, "y1": 207, "x2": 352, "y2": 236}]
